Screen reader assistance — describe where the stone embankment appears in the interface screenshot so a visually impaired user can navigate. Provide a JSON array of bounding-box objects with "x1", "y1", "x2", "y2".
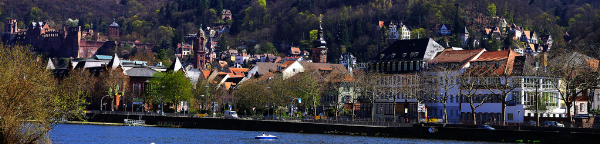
[{"x1": 82, "y1": 113, "x2": 600, "y2": 143}]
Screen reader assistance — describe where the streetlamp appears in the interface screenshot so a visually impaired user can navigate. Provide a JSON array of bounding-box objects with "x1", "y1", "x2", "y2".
[
  {"x1": 267, "y1": 87, "x2": 271, "y2": 119},
  {"x1": 200, "y1": 95, "x2": 204, "y2": 111},
  {"x1": 100, "y1": 95, "x2": 109, "y2": 111},
  {"x1": 205, "y1": 85, "x2": 209, "y2": 112}
]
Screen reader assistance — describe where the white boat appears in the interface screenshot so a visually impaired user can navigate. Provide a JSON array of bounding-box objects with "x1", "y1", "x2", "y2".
[
  {"x1": 255, "y1": 134, "x2": 278, "y2": 139},
  {"x1": 124, "y1": 119, "x2": 145, "y2": 126}
]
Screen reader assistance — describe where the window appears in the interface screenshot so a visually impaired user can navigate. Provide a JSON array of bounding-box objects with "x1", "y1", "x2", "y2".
[
  {"x1": 416, "y1": 61, "x2": 420, "y2": 70},
  {"x1": 523, "y1": 92, "x2": 536, "y2": 106},
  {"x1": 387, "y1": 62, "x2": 391, "y2": 71},
  {"x1": 380, "y1": 54, "x2": 385, "y2": 59},
  {"x1": 580, "y1": 103, "x2": 585, "y2": 112},
  {"x1": 391, "y1": 53, "x2": 396, "y2": 58},
  {"x1": 542, "y1": 92, "x2": 558, "y2": 106},
  {"x1": 410, "y1": 61, "x2": 413, "y2": 71},
  {"x1": 508, "y1": 113, "x2": 514, "y2": 120},
  {"x1": 402, "y1": 53, "x2": 407, "y2": 58},
  {"x1": 392, "y1": 62, "x2": 396, "y2": 71},
  {"x1": 524, "y1": 78, "x2": 539, "y2": 88},
  {"x1": 404, "y1": 62, "x2": 407, "y2": 71},
  {"x1": 397, "y1": 62, "x2": 402, "y2": 71}
]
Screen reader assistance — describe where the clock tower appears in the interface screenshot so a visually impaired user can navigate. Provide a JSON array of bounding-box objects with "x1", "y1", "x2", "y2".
[{"x1": 312, "y1": 14, "x2": 328, "y2": 63}]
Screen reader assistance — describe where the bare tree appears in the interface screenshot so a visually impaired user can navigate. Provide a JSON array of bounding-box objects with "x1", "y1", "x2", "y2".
[
  {"x1": 481, "y1": 57, "x2": 520, "y2": 125},
  {"x1": 547, "y1": 52, "x2": 599, "y2": 127},
  {"x1": 428, "y1": 66, "x2": 460, "y2": 124},
  {"x1": 457, "y1": 68, "x2": 488, "y2": 125}
]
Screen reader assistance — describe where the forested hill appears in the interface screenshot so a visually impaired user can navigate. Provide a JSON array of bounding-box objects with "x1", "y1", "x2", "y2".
[{"x1": 1, "y1": 0, "x2": 600, "y2": 62}]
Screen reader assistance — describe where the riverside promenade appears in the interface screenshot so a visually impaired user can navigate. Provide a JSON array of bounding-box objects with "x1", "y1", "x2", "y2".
[{"x1": 81, "y1": 111, "x2": 600, "y2": 143}]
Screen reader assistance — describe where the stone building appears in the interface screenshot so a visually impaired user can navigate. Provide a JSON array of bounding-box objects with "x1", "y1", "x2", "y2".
[{"x1": 108, "y1": 19, "x2": 119, "y2": 38}]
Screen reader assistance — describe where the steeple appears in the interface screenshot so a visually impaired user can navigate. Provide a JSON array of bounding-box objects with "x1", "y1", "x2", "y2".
[
  {"x1": 313, "y1": 14, "x2": 327, "y2": 49},
  {"x1": 312, "y1": 14, "x2": 328, "y2": 63}
]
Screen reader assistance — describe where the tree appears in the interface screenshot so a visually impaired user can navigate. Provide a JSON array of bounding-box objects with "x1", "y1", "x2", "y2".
[
  {"x1": 482, "y1": 58, "x2": 520, "y2": 125},
  {"x1": 458, "y1": 67, "x2": 488, "y2": 125},
  {"x1": 547, "y1": 51, "x2": 598, "y2": 127},
  {"x1": 148, "y1": 71, "x2": 193, "y2": 113},
  {"x1": 487, "y1": 3, "x2": 497, "y2": 17},
  {"x1": 0, "y1": 45, "x2": 85, "y2": 143},
  {"x1": 292, "y1": 70, "x2": 323, "y2": 116},
  {"x1": 428, "y1": 66, "x2": 460, "y2": 124},
  {"x1": 100, "y1": 68, "x2": 129, "y2": 111},
  {"x1": 234, "y1": 80, "x2": 271, "y2": 116}
]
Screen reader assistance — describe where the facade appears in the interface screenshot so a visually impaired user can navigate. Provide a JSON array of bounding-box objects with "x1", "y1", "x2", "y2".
[
  {"x1": 426, "y1": 48, "x2": 486, "y2": 123},
  {"x1": 363, "y1": 38, "x2": 445, "y2": 120}
]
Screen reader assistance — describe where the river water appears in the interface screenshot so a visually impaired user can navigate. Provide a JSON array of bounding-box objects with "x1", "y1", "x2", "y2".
[{"x1": 49, "y1": 124, "x2": 497, "y2": 143}]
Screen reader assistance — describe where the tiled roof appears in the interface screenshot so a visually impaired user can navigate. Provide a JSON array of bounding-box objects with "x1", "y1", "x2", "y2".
[
  {"x1": 126, "y1": 67, "x2": 157, "y2": 77},
  {"x1": 484, "y1": 28, "x2": 492, "y2": 35},
  {"x1": 229, "y1": 68, "x2": 249, "y2": 77},
  {"x1": 465, "y1": 50, "x2": 518, "y2": 76},
  {"x1": 254, "y1": 62, "x2": 280, "y2": 75},
  {"x1": 472, "y1": 50, "x2": 516, "y2": 62},
  {"x1": 523, "y1": 31, "x2": 531, "y2": 39},
  {"x1": 369, "y1": 38, "x2": 443, "y2": 62},
  {"x1": 298, "y1": 61, "x2": 348, "y2": 74},
  {"x1": 290, "y1": 47, "x2": 301, "y2": 54},
  {"x1": 429, "y1": 48, "x2": 485, "y2": 64},
  {"x1": 201, "y1": 70, "x2": 211, "y2": 79},
  {"x1": 281, "y1": 60, "x2": 295, "y2": 67}
]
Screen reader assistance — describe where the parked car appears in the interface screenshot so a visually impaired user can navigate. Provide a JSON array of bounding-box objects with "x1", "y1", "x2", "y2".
[
  {"x1": 477, "y1": 125, "x2": 495, "y2": 130},
  {"x1": 224, "y1": 111, "x2": 239, "y2": 119},
  {"x1": 527, "y1": 120, "x2": 537, "y2": 126},
  {"x1": 543, "y1": 121, "x2": 565, "y2": 127},
  {"x1": 593, "y1": 115, "x2": 600, "y2": 129}
]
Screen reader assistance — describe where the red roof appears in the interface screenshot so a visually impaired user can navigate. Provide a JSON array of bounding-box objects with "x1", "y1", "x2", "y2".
[
  {"x1": 430, "y1": 49, "x2": 485, "y2": 64},
  {"x1": 290, "y1": 47, "x2": 301, "y2": 55},
  {"x1": 201, "y1": 70, "x2": 211, "y2": 79},
  {"x1": 473, "y1": 50, "x2": 517, "y2": 62}
]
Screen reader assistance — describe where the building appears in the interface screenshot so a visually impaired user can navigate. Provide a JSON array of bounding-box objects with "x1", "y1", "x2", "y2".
[
  {"x1": 363, "y1": 38, "x2": 445, "y2": 120},
  {"x1": 222, "y1": 9, "x2": 232, "y2": 20},
  {"x1": 108, "y1": 19, "x2": 119, "y2": 38},
  {"x1": 176, "y1": 43, "x2": 192, "y2": 58},
  {"x1": 460, "y1": 27, "x2": 469, "y2": 47},
  {"x1": 194, "y1": 28, "x2": 208, "y2": 69},
  {"x1": 437, "y1": 24, "x2": 452, "y2": 36},
  {"x1": 312, "y1": 20, "x2": 328, "y2": 63},
  {"x1": 426, "y1": 48, "x2": 486, "y2": 123}
]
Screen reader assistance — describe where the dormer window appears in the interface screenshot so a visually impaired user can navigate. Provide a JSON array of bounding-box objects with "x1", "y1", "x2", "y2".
[
  {"x1": 402, "y1": 53, "x2": 407, "y2": 58},
  {"x1": 391, "y1": 53, "x2": 396, "y2": 58},
  {"x1": 380, "y1": 54, "x2": 385, "y2": 59}
]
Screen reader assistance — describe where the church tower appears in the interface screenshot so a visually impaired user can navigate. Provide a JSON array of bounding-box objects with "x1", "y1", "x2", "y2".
[
  {"x1": 312, "y1": 15, "x2": 328, "y2": 63},
  {"x1": 194, "y1": 28, "x2": 207, "y2": 69}
]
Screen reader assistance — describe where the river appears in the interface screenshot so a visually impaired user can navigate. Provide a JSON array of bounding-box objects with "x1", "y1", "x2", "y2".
[{"x1": 49, "y1": 124, "x2": 499, "y2": 143}]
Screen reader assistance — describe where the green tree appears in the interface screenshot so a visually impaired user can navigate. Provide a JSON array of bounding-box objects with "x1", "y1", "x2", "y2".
[
  {"x1": 292, "y1": 70, "x2": 323, "y2": 116},
  {"x1": 261, "y1": 42, "x2": 275, "y2": 54},
  {"x1": 487, "y1": 3, "x2": 497, "y2": 17},
  {"x1": 0, "y1": 44, "x2": 87, "y2": 143},
  {"x1": 148, "y1": 71, "x2": 193, "y2": 113}
]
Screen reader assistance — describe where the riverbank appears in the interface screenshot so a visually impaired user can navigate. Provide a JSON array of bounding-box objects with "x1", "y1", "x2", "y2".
[
  {"x1": 81, "y1": 113, "x2": 600, "y2": 143},
  {"x1": 59, "y1": 121, "x2": 157, "y2": 127}
]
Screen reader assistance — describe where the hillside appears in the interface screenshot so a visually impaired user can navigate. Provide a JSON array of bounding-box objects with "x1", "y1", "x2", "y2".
[{"x1": 1, "y1": 0, "x2": 600, "y2": 62}]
